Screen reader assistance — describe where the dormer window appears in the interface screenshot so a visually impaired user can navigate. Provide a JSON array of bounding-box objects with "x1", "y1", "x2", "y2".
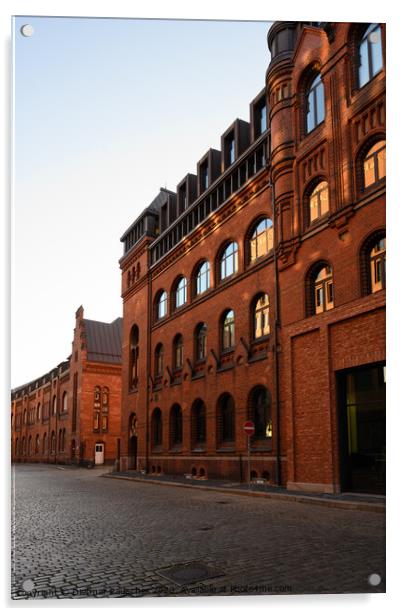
[
  {"x1": 200, "y1": 161, "x2": 209, "y2": 191},
  {"x1": 254, "y1": 97, "x2": 267, "y2": 137},
  {"x1": 178, "y1": 184, "x2": 187, "y2": 215},
  {"x1": 224, "y1": 133, "x2": 235, "y2": 167}
]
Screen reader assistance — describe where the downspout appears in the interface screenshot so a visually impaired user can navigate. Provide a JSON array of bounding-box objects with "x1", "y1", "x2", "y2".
[
  {"x1": 145, "y1": 250, "x2": 151, "y2": 474},
  {"x1": 269, "y1": 165, "x2": 282, "y2": 487}
]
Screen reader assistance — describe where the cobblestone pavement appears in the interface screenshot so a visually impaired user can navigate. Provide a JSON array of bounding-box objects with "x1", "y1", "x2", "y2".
[{"x1": 11, "y1": 464, "x2": 385, "y2": 600}]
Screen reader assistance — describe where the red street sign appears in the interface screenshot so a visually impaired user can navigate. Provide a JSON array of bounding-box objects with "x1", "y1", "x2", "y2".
[{"x1": 243, "y1": 420, "x2": 255, "y2": 437}]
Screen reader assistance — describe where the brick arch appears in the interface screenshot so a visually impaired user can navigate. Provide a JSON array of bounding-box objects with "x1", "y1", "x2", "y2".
[
  {"x1": 154, "y1": 288, "x2": 168, "y2": 322},
  {"x1": 347, "y1": 23, "x2": 385, "y2": 95},
  {"x1": 250, "y1": 291, "x2": 270, "y2": 341},
  {"x1": 170, "y1": 274, "x2": 188, "y2": 311},
  {"x1": 302, "y1": 174, "x2": 329, "y2": 229},
  {"x1": 355, "y1": 133, "x2": 386, "y2": 195},
  {"x1": 359, "y1": 228, "x2": 386, "y2": 296},
  {"x1": 215, "y1": 238, "x2": 239, "y2": 283},
  {"x1": 244, "y1": 214, "x2": 274, "y2": 266},
  {"x1": 191, "y1": 258, "x2": 211, "y2": 298},
  {"x1": 296, "y1": 61, "x2": 323, "y2": 140},
  {"x1": 216, "y1": 392, "x2": 235, "y2": 445},
  {"x1": 305, "y1": 259, "x2": 333, "y2": 317}
]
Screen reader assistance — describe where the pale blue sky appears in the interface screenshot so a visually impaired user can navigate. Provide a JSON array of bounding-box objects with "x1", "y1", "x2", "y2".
[{"x1": 12, "y1": 16, "x2": 272, "y2": 387}]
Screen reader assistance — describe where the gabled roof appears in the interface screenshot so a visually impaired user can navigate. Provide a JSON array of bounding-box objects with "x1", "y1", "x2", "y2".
[{"x1": 83, "y1": 317, "x2": 123, "y2": 365}]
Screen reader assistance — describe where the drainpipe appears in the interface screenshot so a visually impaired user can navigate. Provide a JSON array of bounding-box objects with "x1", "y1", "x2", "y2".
[
  {"x1": 269, "y1": 171, "x2": 282, "y2": 487},
  {"x1": 145, "y1": 253, "x2": 151, "y2": 474}
]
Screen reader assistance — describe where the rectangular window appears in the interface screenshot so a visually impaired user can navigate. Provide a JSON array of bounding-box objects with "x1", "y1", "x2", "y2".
[
  {"x1": 326, "y1": 281, "x2": 334, "y2": 309},
  {"x1": 371, "y1": 34, "x2": 383, "y2": 75},
  {"x1": 359, "y1": 39, "x2": 370, "y2": 87},
  {"x1": 260, "y1": 104, "x2": 267, "y2": 133},
  {"x1": 364, "y1": 156, "x2": 376, "y2": 186},
  {"x1": 377, "y1": 147, "x2": 386, "y2": 179},
  {"x1": 307, "y1": 91, "x2": 315, "y2": 133},
  {"x1": 315, "y1": 286, "x2": 324, "y2": 314}
]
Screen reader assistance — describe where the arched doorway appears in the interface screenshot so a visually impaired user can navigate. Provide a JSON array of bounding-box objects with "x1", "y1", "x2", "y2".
[{"x1": 128, "y1": 413, "x2": 138, "y2": 470}]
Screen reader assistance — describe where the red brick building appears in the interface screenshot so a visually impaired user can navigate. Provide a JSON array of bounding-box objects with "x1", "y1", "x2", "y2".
[
  {"x1": 11, "y1": 307, "x2": 122, "y2": 467},
  {"x1": 118, "y1": 21, "x2": 385, "y2": 495}
]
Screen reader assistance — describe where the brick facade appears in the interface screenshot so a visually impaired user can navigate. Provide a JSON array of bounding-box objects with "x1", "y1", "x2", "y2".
[
  {"x1": 118, "y1": 21, "x2": 385, "y2": 494},
  {"x1": 11, "y1": 307, "x2": 122, "y2": 467}
]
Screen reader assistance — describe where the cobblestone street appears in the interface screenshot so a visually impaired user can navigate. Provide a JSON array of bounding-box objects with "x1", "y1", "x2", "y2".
[{"x1": 11, "y1": 464, "x2": 385, "y2": 599}]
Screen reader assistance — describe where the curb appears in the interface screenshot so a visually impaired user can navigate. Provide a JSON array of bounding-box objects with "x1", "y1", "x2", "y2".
[{"x1": 101, "y1": 474, "x2": 385, "y2": 514}]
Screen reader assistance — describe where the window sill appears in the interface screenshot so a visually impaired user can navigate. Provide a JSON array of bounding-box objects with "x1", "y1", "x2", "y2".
[
  {"x1": 303, "y1": 119, "x2": 325, "y2": 141},
  {"x1": 191, "y1": 372, "x2": 205, "y2": 381},
  {"x1": 308, "y1": 212, "x2": 329, "y2": 229},
  {"x1": 217, "y1": 444, "x2": 236, "y2": 452},
  {"x1": 248, "y1": 352, "x2": 268, "y2": 364},
  {"x1": 192, "y1": 446, "x2": 206, "y2": 453},
  {"x1": 169, "y1": 446, "x2": 183, "y2": 453},
  {"x1": 217, "y1": 362, "x2": 235, "y2": 373}
]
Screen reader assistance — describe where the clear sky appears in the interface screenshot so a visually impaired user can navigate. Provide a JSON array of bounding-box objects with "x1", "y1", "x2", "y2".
[{"x1": 12, "y1": 16, "x2": 272, "y2": 387}]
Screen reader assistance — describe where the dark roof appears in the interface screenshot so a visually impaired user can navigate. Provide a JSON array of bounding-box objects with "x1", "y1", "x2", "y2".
[{"x1": 84, "y1": 317, "x2": 122, "y2": 364}]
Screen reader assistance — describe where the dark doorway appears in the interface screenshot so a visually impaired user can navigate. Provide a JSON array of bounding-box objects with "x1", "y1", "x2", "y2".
[
  {"x1": 338, "y1": 363, "x2": 385, "y2": 494},
  {"x1": 129, "y1": 435, "x2": 137, "y2": 470}
]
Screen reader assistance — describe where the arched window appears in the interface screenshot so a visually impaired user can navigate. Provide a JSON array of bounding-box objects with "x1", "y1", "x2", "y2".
[
  {"x1": 358, "y1": 24, "x2": 383, "y2": 88},
  {"x1": 173, "y1": 334, "x2": 184, "y2": 370},
  {"x1": 174, "y1": 277, "x2": 187, "y2": 309},
  {"x1": 194, "y1": 323, "x2": 207, "y2": 362},
  {"x1": 129, "y1": 325, "x2": 139, "y2": 390},
  {"x1": 221, "y1": 310, "x2": 235, "y2": 352},
  {"x1": 217, "y1": 393, "x2": 235, "y2": 444},
  {"x1": 191, "y1": 399, "x2": 206, "y2": 448},
  {"x1": 249, "y1": 387, "x2": 272, "y2": 439},
  {"x1": 306, "y1": 74, "x2": 325, "y2": 134},
  {"x1": 151, "y1": 408, "x2": 162, "y2": 448},
  {"x1": 156, "y1": 290, "x2": 168, "y2": 320},
  {"x1": 43, "y1": 433, "x2": 47, "y2": 454},
  {"x1": 308, "y1": 180, "x2": 329, "y2": 223},
  {"x1": 15, "y1": 438, "x2": 19, "y2": 457},
  {"x1": 37, "y1": 403, "x2": 41, "y2": 421},
  {"x1": 93, "y1": 411, "x2": 100, "y2": 431},
  {"x1": 307, "y1": 264, "x2": 334, "y2": 315},
  {"x1": 23, "y1": 409, "x2": 27, "y2": 424},
  {"x1": 22, "y1": 437, "x2": 26, "y2": 455},
  {"x1": 62, "y1": 429, "x2": 66, "y2": 451},
  {"x1": 361, "y1": 232, "x2": 386, "y2": 295},
  {"x1": 58, "y1": 429, "x2": 63, "y2": 451},
  {"x1": 154, "y1": 343, "x2": 164, "y2": 378},
  {"x1": 94, "y1": 386, "x2": 101, "y2": 401},
  {"x1": 253, "y1": 294, "x2": 270, "y2": 339},
  {"x1": 249, "y1": 219, "x2": 273, "y2": 262},
  {"x1": 35, "y1": 435, "x2": 40, "y2": 455},
  {"x1": 28, "y1": 436, "x2": 32, "y2": 456},
  {"x1": 219, "y1": 242, "x2": 238, "y2": 281},
  {"x1": 52, "y1": 395, "x2": 57, "y2": 416},
  {"x1": 363, "y1": 141, "x2": 386, "y2": 188},
  {"x1": 195, "y1": 261, "x2": 210, "y2": 295},
  {"x1": 170, "y1": 404, "x2": 183, "y2": 448},
  {"x1": 62, "y1": 391, "x2": 68, "y2": 413},
  {"x1": 102, "y1": 387, "x2": 109, "y2": 408}
]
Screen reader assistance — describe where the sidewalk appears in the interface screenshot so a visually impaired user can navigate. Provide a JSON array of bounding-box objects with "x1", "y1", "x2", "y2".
[{"x1": 102, "y1": 470, "x2": 385, "y2": 513}]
